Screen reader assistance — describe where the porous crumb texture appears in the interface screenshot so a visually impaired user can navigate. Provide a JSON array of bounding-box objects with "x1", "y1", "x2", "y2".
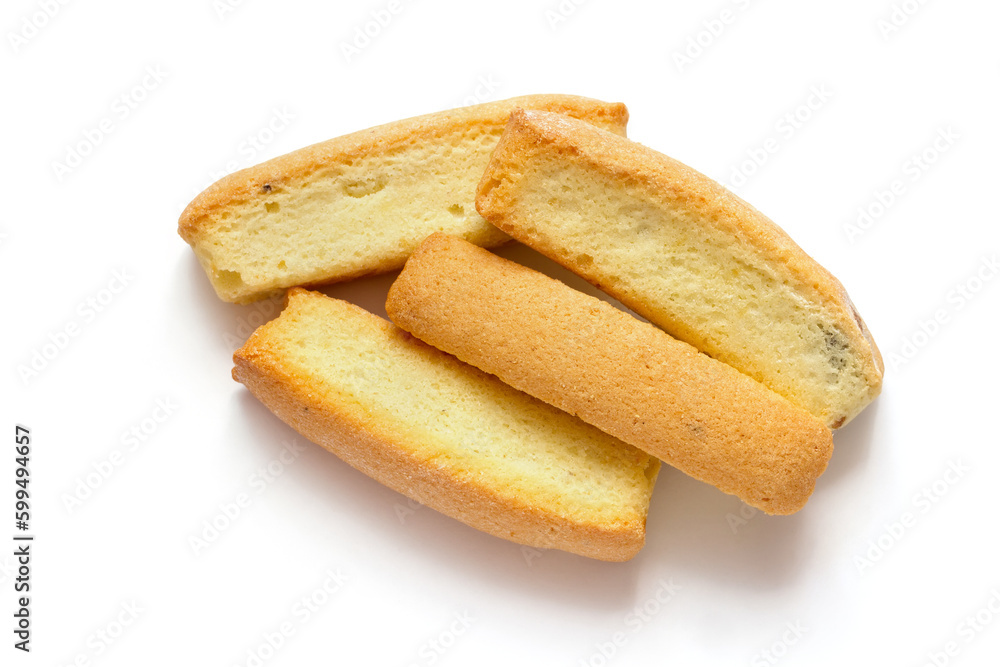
[
  {"x1": 232, "y1": 289, "x2": 658, "y2": 561},
  {"x1": 387, "y1": 235, "x2": 833, "y2": 515},
  {"x1": 179, "y1": 95, "x2": 628, "y2": 303},
  {"x1": 477, "y1": 110, "x2": 883, "y2": 429}
]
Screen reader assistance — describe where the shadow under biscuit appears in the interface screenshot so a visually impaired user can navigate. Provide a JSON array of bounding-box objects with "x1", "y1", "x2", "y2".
[
  {"x1": 818, "y1": 400, "x2": 881, "y2": 487},
  {"x1": 315, "y1": 269, "x2": 401, "y2": 321},
  {"x1": 175, "y1": 250, "x2": 286, "y2": 354},
  {"x1": 641, "y1": 466, "x2": 815, "y2": 591}
]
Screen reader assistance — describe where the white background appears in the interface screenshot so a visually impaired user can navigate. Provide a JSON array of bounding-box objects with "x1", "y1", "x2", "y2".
[{"x1": 4, "y1": 0, "x2": 999, "y2": 665}]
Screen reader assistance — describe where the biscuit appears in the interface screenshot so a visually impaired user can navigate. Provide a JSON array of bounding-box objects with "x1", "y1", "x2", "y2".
[
  {"x1": 179, "y1": 96, "x2": 628, "y2": 303},
  {"x1": 386, "y1": 234, "x2": 833, "y2": 514},
  {"x1": 233, "y1": 288, "x2": 660, "y2": 560},
  {"x1": 476, "y1": 109, "x2": 883, "y2": 428}
]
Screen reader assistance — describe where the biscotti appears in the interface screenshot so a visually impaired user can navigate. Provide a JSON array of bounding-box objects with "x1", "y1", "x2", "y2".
[
  {"x1": 179, "y1": 95, "x2": 628, "y2": 303},
  {"x1": 386, "y1": 234, "x2": 833, "y2": 515},
  {"x1": 232, "y1": 288, "x2": 659, "y2": 561},
  {"x1": 476, "y1": 109, "x2": 883, "y2": 429}
]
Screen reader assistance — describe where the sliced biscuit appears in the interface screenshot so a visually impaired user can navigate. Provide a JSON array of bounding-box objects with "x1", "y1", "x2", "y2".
[
  {"x1": 180, "y1": 96, "x2": 628, "y2": 303},
  {"x1": 476, "y1": 109, "x2": 883, "y2": 429},
  {"x1": 233, "y1": 288, "x2": 659, "y2": 561}
]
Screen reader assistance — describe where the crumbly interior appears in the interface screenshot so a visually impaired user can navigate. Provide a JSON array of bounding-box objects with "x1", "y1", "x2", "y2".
[
  {"x1": 193, "y1": 126, "x2": 510, "y2": 302},
  {"x1": 498, "y1": 160, "x2": 873, "y2": 428},
  {"x1": 266, "y1": 292, "x2": 658, "y2": 525}
]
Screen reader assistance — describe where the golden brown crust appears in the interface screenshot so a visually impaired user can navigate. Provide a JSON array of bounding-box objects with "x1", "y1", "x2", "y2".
[
  {"x1": 233, "y1": 288, "x2": 648, "y2": 561},
  {"x1": 179, "y1": 95, "x2": 628, "y2": 242},
  {"x1": 386, "y1": 235, "x2": 834, "y2": 515},
  {"x1": 476, "y1": 109, "x2": 883, "y2": 426}
]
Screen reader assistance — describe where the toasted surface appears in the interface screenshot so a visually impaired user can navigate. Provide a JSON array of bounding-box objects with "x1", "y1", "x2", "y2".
[
  {"x1": 232, "y1": 288, "x2": 658, "y2": 561},
  {"x1": 387, "y1": 234, "x2": 834, "y2": 515},
  {"x1": 180, "y1": 95, "x2": 628, "y2": 303},
  {"x1": 476, "y1": 109, "x2": 883, "y2": 429}
]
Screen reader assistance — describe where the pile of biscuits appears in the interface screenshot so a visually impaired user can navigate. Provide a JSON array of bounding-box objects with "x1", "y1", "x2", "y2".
[{"x1": 179, "y1": 95, "x2": 883, "y2": 561}]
